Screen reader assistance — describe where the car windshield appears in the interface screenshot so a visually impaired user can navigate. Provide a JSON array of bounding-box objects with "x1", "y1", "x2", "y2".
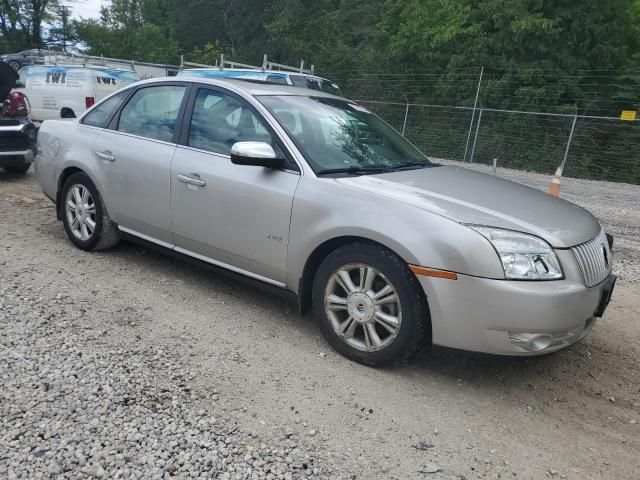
[{"x1": 258, "y1": 95, "x2": 432, "y2": 174}]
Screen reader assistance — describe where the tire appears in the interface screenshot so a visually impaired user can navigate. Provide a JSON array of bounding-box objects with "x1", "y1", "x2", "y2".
[
  {"x1": 60, "y1": 172, "x2": 119, "y2": 251},
  {"x1": 4, "y1": 163, "x2": 30, "y2": 174},
  {"x1": 312, "y1": 242, "x2": 430, "y2": 367},
  {"x1": 8, "y1": 61, "x2": 20, "y2": 71}
]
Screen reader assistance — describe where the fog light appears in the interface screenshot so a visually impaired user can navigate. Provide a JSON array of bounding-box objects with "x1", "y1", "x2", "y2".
[{"x1": 509, "y1": 333, "x2": 554, "y2": 352}]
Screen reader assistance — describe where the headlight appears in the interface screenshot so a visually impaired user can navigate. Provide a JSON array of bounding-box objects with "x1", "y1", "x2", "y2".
[{"x1": 468, "y1": 226, "x2": 563, "y2": 280}]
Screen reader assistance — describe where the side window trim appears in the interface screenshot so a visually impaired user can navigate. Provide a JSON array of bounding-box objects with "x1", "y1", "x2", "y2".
[
  {"x1": 107, "y1": 82, "x2": 193, "y2": 144},
  {"x1": 178, "y1": 84, "x2": 299, "y2": 172}
]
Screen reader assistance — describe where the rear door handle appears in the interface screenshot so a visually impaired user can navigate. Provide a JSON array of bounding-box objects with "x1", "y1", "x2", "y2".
[
  {"x1": 95, "y1": 150, "x2": 115, "y2": 162},
  {"x1": 177, "y1": 174, "x2": 206, "y2": 187}
]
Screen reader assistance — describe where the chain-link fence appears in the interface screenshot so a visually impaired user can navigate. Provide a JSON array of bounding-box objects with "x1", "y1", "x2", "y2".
[
  {"x1": 326, "y1": 68, "x2": 640, "y2": 184},
  {"x1": 356, "y1": 100, "x2": 640, "y2": 184}
]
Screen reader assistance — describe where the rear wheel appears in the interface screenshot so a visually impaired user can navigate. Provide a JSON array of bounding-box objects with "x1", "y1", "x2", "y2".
[
  {"x1": 312, "y1": 242, "x2": 430, "y2": 367},
  {"x1": 61, "y1": 172, "x2": 119, "y2": 251},
  {"x1": 8, "y1": 61, "x2": 20, "y2": 71}
]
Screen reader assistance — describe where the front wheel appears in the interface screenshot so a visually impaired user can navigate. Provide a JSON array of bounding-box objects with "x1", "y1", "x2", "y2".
[
  {"x1": 312, "y1": 242, "x2": 430, "y2": 367},
  {"x1": 61, "y1": 172, "x2": 119, "y2": 251}
]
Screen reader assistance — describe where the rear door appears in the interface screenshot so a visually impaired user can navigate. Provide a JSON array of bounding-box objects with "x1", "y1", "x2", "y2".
[
  {"x1": 91, "y1": 83, "x2": 190, "y2": 244},
  {"x1": 170, "y1": 86, "x2": 300, "y2": 285}
]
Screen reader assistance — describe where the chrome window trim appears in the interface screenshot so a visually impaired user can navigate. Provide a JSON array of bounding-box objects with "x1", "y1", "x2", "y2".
[{"x1": 80, "y1": 125, "x2": 179, "y2": 148}]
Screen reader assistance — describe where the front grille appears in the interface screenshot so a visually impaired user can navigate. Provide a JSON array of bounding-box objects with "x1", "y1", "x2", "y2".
[
  {"x1": 571, "y1": 229, "x2": 612, "y2": 287},
  {"x1": 0, "y1": 132, "x2": 30, "y2": 151}
]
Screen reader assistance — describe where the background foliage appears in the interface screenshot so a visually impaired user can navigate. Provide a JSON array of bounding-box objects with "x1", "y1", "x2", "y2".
[{"x1": 1, "y1": 0, "x2": 638, "y2": 182}]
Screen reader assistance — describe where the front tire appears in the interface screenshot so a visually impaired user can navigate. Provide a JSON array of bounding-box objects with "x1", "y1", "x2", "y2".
[
  {"x1": 61, "y1": 172, "x2": 119, "y2": 251},
  {"x1": 312, "y1": 242, "x2": 430, "y2": 367}
]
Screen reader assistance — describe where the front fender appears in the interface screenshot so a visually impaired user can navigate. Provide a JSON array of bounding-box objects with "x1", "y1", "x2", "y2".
[{"x1": 286, "y1": 177, "x2": 504, "y2": 293}]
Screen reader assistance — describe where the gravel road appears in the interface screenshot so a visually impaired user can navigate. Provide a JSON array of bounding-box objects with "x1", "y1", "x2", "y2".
[{"x1": 1, "y1": 170, "x2": 639, "y2": 480}]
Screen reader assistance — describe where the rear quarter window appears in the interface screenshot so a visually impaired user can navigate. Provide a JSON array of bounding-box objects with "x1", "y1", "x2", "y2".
[{"x1": 82, "y1": 90, "x2": 131, "y2": 128}]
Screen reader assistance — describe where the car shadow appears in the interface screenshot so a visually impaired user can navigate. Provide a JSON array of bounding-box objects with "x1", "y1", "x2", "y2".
[{"x1": 86, "y1": 239, "x2": 637, "y2": 408}]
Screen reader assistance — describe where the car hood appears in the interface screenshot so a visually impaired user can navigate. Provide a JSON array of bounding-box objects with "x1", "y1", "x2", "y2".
[
  {"x1": 0, "y1": 61, "x2": 18, "y2": 100},
  {"x1": 335, "y1": 165, "x2": 600, "y2": 248}
]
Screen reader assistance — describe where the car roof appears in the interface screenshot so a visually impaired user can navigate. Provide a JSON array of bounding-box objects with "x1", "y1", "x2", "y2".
[{"x1": 134, "y1": 76, "x2": 346, "y2": 100}]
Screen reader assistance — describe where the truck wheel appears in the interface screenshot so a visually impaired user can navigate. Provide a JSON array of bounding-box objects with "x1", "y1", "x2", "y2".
[
  {"x1": 4, "y1": 164, "x2": 30, "y2": 174},
  {"x1": 312, "y1": 242, "x2": 430, "y2": 367},
  {"x1": 61, "y1": 172, "x2": 119, "y2": 251}
]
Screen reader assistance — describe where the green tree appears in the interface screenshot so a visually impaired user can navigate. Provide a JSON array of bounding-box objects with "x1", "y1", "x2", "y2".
[
  {"x1": 74, "y1": 0, "x2": 178, "y2": 63},
  {"x1": 0, "y1": 0, "x2": 59, "y2": 49}
]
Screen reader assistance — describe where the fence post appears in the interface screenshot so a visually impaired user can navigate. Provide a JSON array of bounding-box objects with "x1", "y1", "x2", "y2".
[
  {"x1": 469, "y1": 108, "x2": 483, "y2": 164},
  {"x1": 401, "y1": 101, "x2": 411, "y2": 137},
  {"x1": 561, "y1": 114, "x2": 578, "y2": 171},
  {"x1": 463, "y1": 66, "x2": 484, "y2": 162}
]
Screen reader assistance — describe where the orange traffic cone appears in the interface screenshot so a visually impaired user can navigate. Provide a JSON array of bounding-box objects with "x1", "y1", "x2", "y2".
[{"x1": 547, "y1": 167, "x2": 563, "y2": 196}]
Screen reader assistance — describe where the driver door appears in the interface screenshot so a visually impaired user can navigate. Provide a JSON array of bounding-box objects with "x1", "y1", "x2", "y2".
[{"x1": 170, "y1": 86, "x2": 300, "y2": 285}]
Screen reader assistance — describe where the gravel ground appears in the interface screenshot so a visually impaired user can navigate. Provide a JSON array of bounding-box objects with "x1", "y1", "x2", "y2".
[{"x1": 1, "y1": 170, "x2": 639, "y2": 480}]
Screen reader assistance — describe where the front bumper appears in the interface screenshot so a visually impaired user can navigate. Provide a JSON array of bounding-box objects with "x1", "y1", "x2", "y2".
[
  {"x1": 0, "y1": 149, "x2": 34, "y2": 166},
  {"x1": 419, "y1": 250, "x2": 615, "y2": 355}
]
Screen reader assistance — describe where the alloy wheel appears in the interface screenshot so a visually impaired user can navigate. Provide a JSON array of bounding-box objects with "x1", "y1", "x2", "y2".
[
  {"x1": 65, "y1": 184, "x2": 97, "y2": 241},
  {"x1": 324, "y1": 263, "x2": 402, "y2": 352}
]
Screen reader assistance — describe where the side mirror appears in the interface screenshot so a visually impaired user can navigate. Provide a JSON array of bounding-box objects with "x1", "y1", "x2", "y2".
[{"x1": 230, "y1": 141, "x2": 282, "y2": 168}]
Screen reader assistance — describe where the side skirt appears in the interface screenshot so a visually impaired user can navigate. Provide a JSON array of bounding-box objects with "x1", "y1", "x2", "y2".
[{"x1": 118, "y1": 230, "x2": 299, "y2": 305}]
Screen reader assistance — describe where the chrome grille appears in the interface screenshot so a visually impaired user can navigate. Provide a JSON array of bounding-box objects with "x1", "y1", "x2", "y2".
[{"x1": 571, "y1": 229, "x2": 612, "y2": 287}]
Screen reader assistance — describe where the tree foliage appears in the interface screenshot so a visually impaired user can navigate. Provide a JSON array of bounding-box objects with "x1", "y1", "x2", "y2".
[
  {"x1": 0, "y1": 0, "x2": 637, "y2": 113},
  {"x1": 0, "y1": 0, "x2": 58, "y2": 48}
]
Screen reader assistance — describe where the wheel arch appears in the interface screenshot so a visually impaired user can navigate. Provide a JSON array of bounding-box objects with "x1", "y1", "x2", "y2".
[
  {"x1": 60, "y1": 107, "x2": 76, "y2": 119},
  {"x1": 297, "y1": 235, "x2": 427, "y2": 315},
  {"x1": 56, "y1": 165, "x2": 109, "y2": 221}
]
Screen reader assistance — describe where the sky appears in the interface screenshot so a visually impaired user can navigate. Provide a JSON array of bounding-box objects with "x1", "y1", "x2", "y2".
[{"x1": 66, "y1": 0, "x2": 107, "y2": 20}]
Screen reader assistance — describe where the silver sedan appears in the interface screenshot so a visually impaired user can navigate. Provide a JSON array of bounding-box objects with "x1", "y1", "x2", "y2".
[{"x1": 34, "y1": 78, "x2": 616, "y2": 366}]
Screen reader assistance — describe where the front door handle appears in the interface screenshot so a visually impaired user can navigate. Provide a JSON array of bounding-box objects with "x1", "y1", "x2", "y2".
[
  {"x1": 95, "y1": 150, "x2": 115, "y2": 162},
  {"x1": 177, "y1": 174, "x2": 206, "y2": 187}
]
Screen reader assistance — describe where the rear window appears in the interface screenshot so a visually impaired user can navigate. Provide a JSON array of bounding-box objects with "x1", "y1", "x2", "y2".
[{"x1": 290, "y1": 75, "x2": 342, "y2": 96}]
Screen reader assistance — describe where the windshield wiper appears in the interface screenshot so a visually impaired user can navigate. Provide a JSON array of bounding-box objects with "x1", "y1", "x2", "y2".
[
  {"x1": 316, "y1": 162, "x2": 440, "y2": 176},
  {"x1": 393, "y1": 161, "x2": 439, "y2": 170},
  {"x1": 316, "y1": 166, "x2": 395, "y2": 176}
]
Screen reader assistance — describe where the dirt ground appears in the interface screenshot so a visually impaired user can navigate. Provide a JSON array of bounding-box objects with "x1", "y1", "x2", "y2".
[{"x1": 1, "y1": 169, "x2": 639, "y2": 480}]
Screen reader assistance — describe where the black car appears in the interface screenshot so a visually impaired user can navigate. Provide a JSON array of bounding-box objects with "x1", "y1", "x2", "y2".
[
  {"x1": 0, "y1": 49, "x2": 47, "y2": 71},
  {"x1": 0, "y1": 62, "x2": 37, "y2": 174}
]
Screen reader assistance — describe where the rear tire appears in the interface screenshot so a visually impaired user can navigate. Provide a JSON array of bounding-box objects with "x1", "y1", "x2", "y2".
[
  {"x1": 8, "y1": 61, "x2": 20, "y2": 71},
  {"x1": 60, "y1": 172, "x2": 119, "y2": 251},
  {"x1": 312, "y1": 242, "x2": 430, "y2": 367},
  {"x1": 4, "y1": 163, "x2": 30, "y2": 174}
]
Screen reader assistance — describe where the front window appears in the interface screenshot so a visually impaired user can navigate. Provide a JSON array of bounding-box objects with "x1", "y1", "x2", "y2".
[
  {"x1": 188, "y1": 88, "x2": 274, "y2": 156},
  {"x1": 259, "y1": 95, "x2": 432, "y2": 174}
]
